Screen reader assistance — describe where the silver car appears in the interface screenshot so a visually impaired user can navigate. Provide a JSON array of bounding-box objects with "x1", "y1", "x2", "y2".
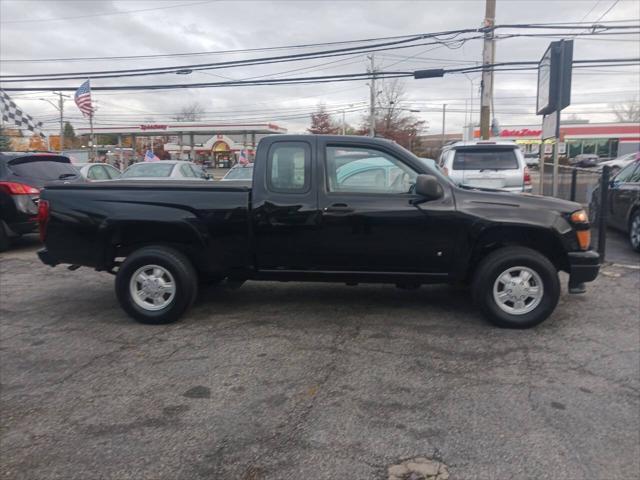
[
  {"x1": 597, "y1": 152, "x2": 639, "y2": 175},
  {"x1": 120, "y1": 161, "x2": 209, "y2": 180},
  {"x1": 438, "y1": 141, "x2": 532, "y2": 193},
  {"x1": 74, "y1": 162, "x2": 121, "y2": 181},
  {"x1": 221, "y1": 163, "x2": 254, "y2": 181}
]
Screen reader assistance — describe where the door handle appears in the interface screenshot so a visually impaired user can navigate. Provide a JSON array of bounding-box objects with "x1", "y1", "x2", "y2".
[{"x1": 323, "y1": 203, "x2": 354, "y2": 213}]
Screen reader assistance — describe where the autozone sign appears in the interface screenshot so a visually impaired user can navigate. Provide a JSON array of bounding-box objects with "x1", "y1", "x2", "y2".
[
  {"x1": 500, "y1": 128, "x2": 542, "y2": 137},
  {"x1": 140, "y1": 124, "x2": 168, "y2": 131}
]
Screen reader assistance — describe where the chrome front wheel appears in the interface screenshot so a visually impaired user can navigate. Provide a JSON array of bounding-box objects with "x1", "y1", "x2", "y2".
[{"x1": 492, "y1": 266, "x2": 544, "y2": 316}]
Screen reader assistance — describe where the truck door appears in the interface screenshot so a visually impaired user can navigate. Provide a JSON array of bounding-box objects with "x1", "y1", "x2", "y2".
[
  {"x1": 314, "y1": 139, "x2": 456, "y2": 274},
  {"x1": 252, "y1": 138, "x2": 321, "y2": 270}
]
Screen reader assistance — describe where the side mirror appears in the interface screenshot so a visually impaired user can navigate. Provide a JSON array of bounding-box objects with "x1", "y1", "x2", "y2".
[{"x1": 415, "y1": 174, "x2": 444, "y2": 200}]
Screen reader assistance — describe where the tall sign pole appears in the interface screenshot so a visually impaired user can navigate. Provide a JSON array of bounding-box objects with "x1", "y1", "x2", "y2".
[
  {"x1": 537, "y1": 40, "x2": 573, "y2": 197},
  {"x1": 480, "y1": 0, "x2": 496, "y2": 140}
]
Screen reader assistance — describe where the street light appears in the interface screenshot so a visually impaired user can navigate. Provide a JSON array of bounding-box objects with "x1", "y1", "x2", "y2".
[{"x1": 39, "y1": 93, "x2": 69, "y2": 153}]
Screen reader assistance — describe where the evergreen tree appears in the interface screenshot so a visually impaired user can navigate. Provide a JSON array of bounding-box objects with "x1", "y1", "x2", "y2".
[
  {"x1": 0, "y1": 128, "x2": 12, "y2": 151},
  {"x1": 63, "y1": 122, "x2": 76, "y2": 149}
]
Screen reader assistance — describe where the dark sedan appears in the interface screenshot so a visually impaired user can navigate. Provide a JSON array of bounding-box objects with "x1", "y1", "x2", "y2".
[
  {"x1": 590, "y1": 159, "x2": 640, "y2": 252},
  {"x1": 0, "y1": 152, "x2": 82, "y2": 251}
]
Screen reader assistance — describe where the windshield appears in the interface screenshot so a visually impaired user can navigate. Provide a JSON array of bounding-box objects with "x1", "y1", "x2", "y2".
[
  {"x1": 224, "y1": 165, "x2": 253, "y2": 180},
  {"x1": 8, "y1": 156, "x2": 79, "y2": 183},
  {"x1": 453, "y1": 148, "x2": 519, "y2": 170},
  {"x1": 122, "y1": 163, "x2": 174, "y2": 178}
]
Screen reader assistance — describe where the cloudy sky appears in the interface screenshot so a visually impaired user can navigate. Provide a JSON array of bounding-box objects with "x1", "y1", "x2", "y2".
[{"x1": 1, "y1": 0, "x2": 638, "y2": 135}]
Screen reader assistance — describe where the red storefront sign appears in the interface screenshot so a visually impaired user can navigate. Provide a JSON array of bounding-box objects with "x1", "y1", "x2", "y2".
[{"x1": 140, "y1": 124, "x2": 168, "y2": 131}]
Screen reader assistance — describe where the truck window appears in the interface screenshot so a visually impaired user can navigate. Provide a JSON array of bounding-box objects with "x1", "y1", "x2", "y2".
[
  {"x1": 325, "y1": 146, "x2": 417, "y2": 194},
  {"x1": 267, "y1": 142, "x2": 310, "y2": 193}
]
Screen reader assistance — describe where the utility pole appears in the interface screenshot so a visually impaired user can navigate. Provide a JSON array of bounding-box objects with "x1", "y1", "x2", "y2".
[
  {"x1": 368, "y1": 54, "x2": 376, "y2": 137},
  {"x1": 441, "y1": 104, "x2": 447, "y2": 146},
  {"x1": 40, "y1": 93, "x2": 69, "y2": 153},
  {"x1": 341, "y1": 110, "x2": 346, "y2": 135},
  {"x1": 480, "y1": 0, "x2": 496, "y2": 140},
  {"x1": 57, "y1": 93, "x2": 64, "y2": 153}
]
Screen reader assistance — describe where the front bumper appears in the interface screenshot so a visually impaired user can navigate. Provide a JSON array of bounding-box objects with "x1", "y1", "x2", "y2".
[
  {"x1": 37, "y1": 248, "x2": 59, "y2": 267},
  {"x1": 568, "y1": 250, "x2": 600, "y2": 287}
]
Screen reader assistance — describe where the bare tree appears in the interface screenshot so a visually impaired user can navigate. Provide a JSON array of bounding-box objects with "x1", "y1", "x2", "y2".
[
  {"x1": 611, "y1": 97, "x2": 640, "y2": 122},
  {"x1": 361, "y1": 79, "x2": 426, "y2": 151},
  {"x1": 308, "y1": 104, "x2": 340, "y2": 134},
  {"x1": 173, "y1": 102, "x2": 206, "y2": 122}
]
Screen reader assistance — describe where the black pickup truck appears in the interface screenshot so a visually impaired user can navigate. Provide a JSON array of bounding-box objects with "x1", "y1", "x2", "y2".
[{"x1": 37, "y1": 135, "x2": 599, "y2": 328}]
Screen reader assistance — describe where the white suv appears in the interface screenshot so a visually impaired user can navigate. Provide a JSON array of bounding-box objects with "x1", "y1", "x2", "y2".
[{"x1": 438, "y1": 141, "x2": 532, "y2": 193}]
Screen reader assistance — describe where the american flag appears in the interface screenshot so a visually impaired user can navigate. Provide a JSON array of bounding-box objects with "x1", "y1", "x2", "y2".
[
  {"x1": 74, "y1": 79, "x2": 94, "y2": 117},
  {"x1": 238, "y1": 149, "x2": 249, "y2": 165},
  {"x1": 144, "y1": 150, "x2": 160, "y2": 162}
]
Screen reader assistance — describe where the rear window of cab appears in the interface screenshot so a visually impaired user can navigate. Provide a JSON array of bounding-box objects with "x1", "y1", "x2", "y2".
[{"x1": 452, "y1": 148, "x2": 519, "y2": 170}]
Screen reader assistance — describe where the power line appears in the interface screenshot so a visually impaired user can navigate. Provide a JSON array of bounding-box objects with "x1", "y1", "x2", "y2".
[
  {"x1": 0, "y1": 34, "x2": 445, "y2": 64},
  {"x1": 0, "y1": 30, "x2": 477, "y2": 80},
  {"x1": 0, "y1": 0, "x2": 218, "y2": 25},
  {"x1": 4, "y1": 58, "x2": 638, "y2": 92},
  {"x1": 3, "y1": 22, "x2": 637, "y2": 81},
  {"x1": 595, "y1": 0, "x2": 621, "y2": 23},
  {"x1": 579, "y1": 1, "x2": 603, "y2": 22}
]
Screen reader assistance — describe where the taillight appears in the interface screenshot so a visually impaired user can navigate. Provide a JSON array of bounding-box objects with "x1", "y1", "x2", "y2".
[
  {"x1": 523, "y1": 166, "x2": 531, "y2": 186},
  {"x1": 37, "y1": 200, "x2": 50, "y2": 242},
  {"x1": 0, "y1": 181, "x2": 40, "y2": 195}
]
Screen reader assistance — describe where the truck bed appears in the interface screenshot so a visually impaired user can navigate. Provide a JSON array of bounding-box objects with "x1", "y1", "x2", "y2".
[{"x1": 41, "y1": 180, "x2": 252, "y2": 272}]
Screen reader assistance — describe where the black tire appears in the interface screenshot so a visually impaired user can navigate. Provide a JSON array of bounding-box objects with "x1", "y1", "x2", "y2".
[
  {"x1": 629, "y1": 210, "x2": 640, "y2": 253},
  {"x1": 115, "y1": 246, "x2": 198, "y2": 324},
  {"x1": 0, "y1": 222, "x2": 10, "y2": 253},
  {"x1": 472, "y1": 246, "x2": 560, "y2": 329}
]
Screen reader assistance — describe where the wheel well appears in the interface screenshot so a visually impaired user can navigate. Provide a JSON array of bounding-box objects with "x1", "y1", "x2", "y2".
[
  {"x1": 103, "y1": 223, "x2": 206, "y2": 273},
  {"x1": 467, "y1": 226, "x2": 569, "y2": 280}
]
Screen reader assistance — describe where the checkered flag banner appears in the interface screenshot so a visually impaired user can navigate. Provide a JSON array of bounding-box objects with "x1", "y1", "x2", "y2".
[{"x1": 0, "y1": 90, "x2": 45, "y2": 137}]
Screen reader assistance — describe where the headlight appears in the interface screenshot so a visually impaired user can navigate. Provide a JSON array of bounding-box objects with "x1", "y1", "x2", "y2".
[{"x1": 570, "y1": 209, "x2": 588, "y2": 223}]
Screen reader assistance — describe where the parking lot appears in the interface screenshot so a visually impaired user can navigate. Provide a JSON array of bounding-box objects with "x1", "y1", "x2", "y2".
[{"x1": 1, "y1": 235, "x2": 638, "y2": 480}]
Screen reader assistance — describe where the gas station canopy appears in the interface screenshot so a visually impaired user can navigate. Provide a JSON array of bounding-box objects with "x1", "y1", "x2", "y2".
[{"x1": 75, "y1": 122, "x2": 287, "y2": 136}]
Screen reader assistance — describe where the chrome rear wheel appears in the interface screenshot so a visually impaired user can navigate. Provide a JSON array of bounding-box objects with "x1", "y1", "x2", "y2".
[{"x1": 129, "y1": 264, "x2": 176, "y2": 311}]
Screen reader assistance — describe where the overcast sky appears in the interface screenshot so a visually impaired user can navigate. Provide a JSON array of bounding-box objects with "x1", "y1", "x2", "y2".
[{"x1": 1, "y1": 0, "x2": 639, "y2": 135}]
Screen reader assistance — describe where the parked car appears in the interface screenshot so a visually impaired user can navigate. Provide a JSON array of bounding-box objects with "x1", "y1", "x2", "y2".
[
  {"x1": 524, "y1": 152, "x2": 540, "y2": 169},
  {"x1": 74, "y1": 162, "x2": 121, "y2": 181},
  {"x1": 571, "y1": 153, "x2": 600, "y2": 168},
  {"x1": 596, "y1": 151, "x2": 639, "y2": 175},
  {"x1": 0, "y1": 152, "x2": 82, "y2": 251},
  {"x1": 438, "y1": 141, "x2": 532, "y2": 192},
  {"x1": 221, "y1": 163, "x2": 254, "y2": 181},
  {"x1": 120, "y1": 161, "x2": 209, "y2": 180},
  {"x1": 590, "y1": 158, "x2": 640, "y2": 252},
  {"x1": 38, "y1": 135, "x2": 599, "y2": 329}
]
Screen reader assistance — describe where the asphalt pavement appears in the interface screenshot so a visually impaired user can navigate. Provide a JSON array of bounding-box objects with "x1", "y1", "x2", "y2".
[{"x1": 1, "y1": 235, "x2": 638, "y2": 480}]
